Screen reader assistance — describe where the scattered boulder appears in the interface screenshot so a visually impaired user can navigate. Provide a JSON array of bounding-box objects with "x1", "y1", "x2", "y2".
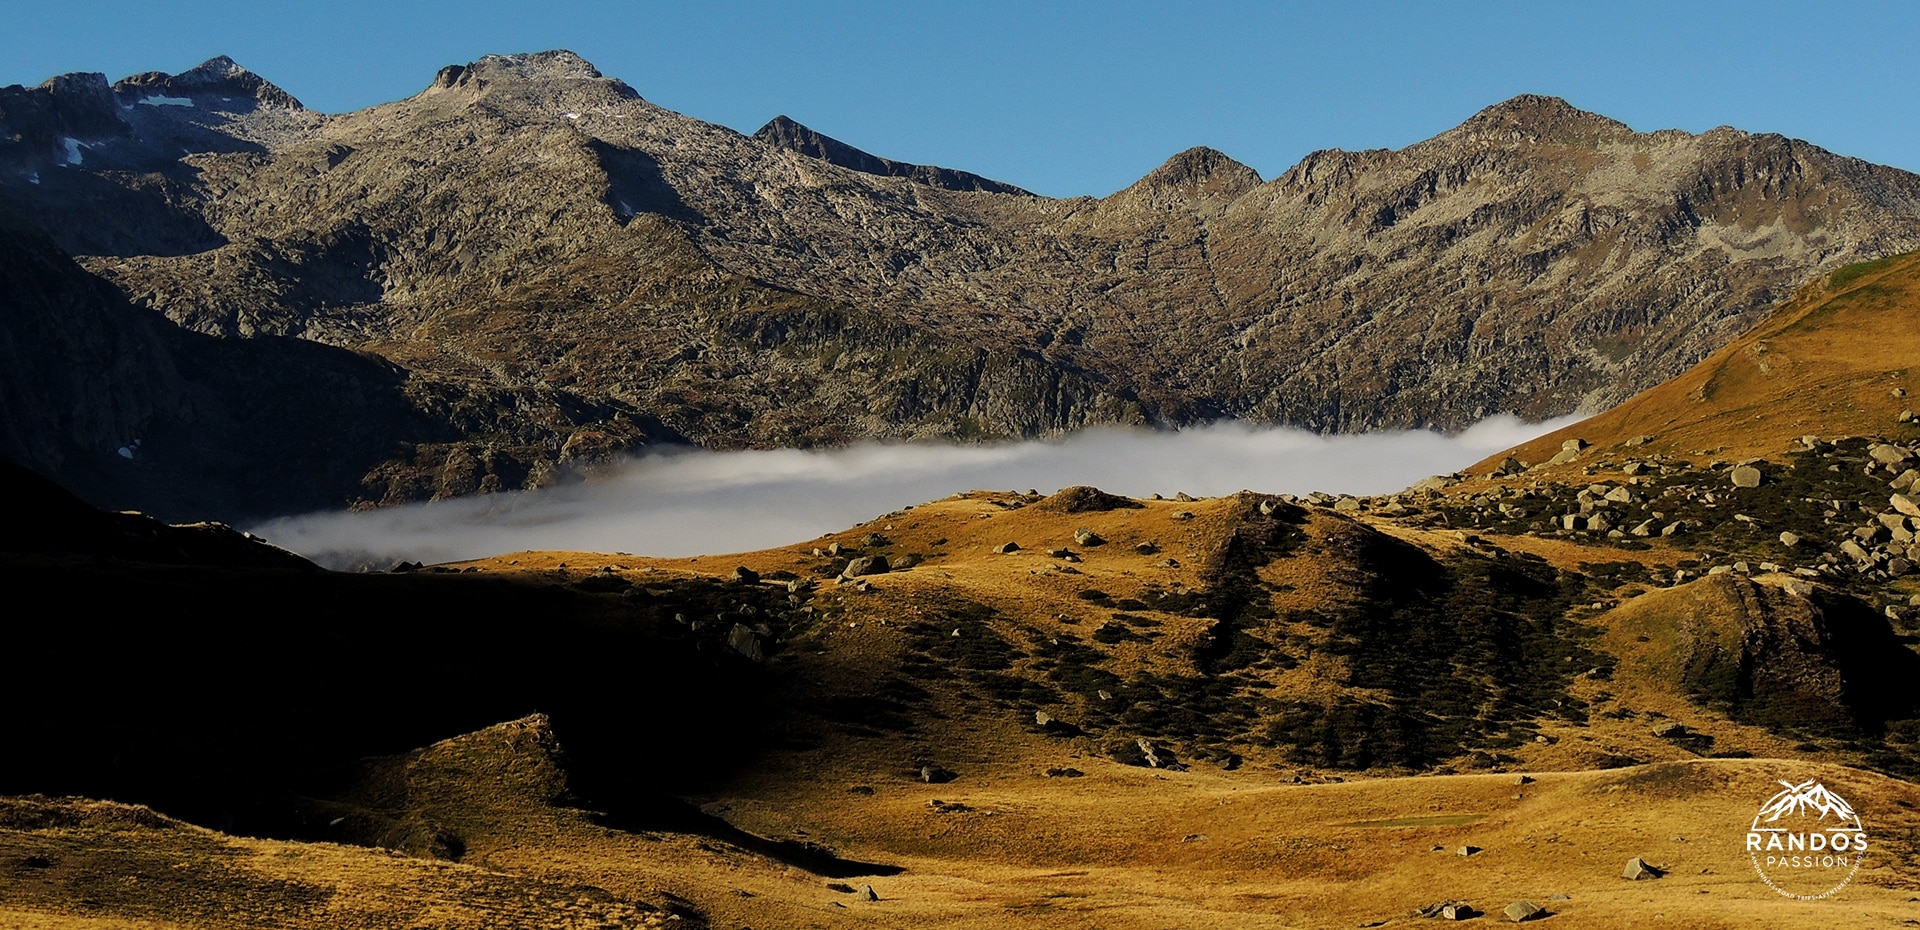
[
  {"x1": 1457, "y1": 845, "x2": 1481, "y2": 857},
  {"x1": 842, "y1": 555, "x2": 890, "y2": 577},
  {"x1": 726, "y1": 623, "x2": 764, "y2": 662},
  {"x1": 1034, "y1": 711, "x2": 1082, "y2": 736},
  {"x1": 1870, "y1": 443, "x2": 1913, "y2": 467},
  {"x1": 1731, "y1": 465, "x2": 1763, "y2": 488},
  {"x1": 731, "y1": 565, "x2": 760, "y2": 584},
  {"x1": 1133, "y1": 542, "x2": 1159, "y2": 555},
  {"x1": 1893, "y1": 493, "x2": 1920, "y2": 518},
  {"x1": 1171, "y1": 511, "x2": 1194, "y2": 521},
  {"x1": 1334, "y1": 496, "x2": 1363, "y2": 512},
  {"x1": 1503, "y1": 900, "x2": 1544, "y2": 922},
  {"x1": 1779, "y1": 531, "x2": 1801, "y2": 547},
  {"x1": 1651, "y1": 721, "x2": 1689, "y2": 739},
  {"x1": 1622, "y1": 856, "x2": 1661, "y2": 880},
  {"x1": 1174, "y1": 492, "x2": 1197, "y2": 502},
  {"x1": 1112, "y1": 737, "x2": 1186, "y2": 770},
  {"x1": 1044, "y1": 767, "x2": 1084, "y2": 778},
  {"x1": 1418, "y1": 901, "x2": 1477, "y2": 920},
  {"x1": 861, "y1": 884, "x2": 879, "y2": 902},
  {"x1": 919, "y1": 765, "x2": 956, "y2": 784},
  {"x1": 1073, "y1": 528, "x2": 1104, "y2": 546},
  {"x1": 1035, "y1": 486, "x2": 1144, "y2": 513},
  {"x1": 992, "y1": 541, "x2": 1021, "y2": 554}
]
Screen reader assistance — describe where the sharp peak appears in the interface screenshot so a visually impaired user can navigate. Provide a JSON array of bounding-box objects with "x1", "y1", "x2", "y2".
[
  {"x1": 110, "y1": 55, "x2": 304, "y2": 109},
  {"x1": 1133, "y1": 146, "x2": 1262, "y2": 191},
  {"x1": 1452, "y1": 94, "x2": 1631, "y2": 139},
  {"x1": 182, "y1": 55, "x2": 251, "y2": 77}
]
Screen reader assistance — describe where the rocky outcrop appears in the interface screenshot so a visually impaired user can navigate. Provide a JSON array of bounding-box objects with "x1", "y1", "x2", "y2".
[
  {"x1": 1641, "y1": 574, "x2": 1920, "y2": 730},
  {"x1": 753, "y1": 115, "x2": 1029, "y2": 194}
]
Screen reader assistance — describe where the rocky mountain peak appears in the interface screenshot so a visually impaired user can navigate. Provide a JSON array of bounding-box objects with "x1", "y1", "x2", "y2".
[
  {"x1": 753, "y1": 113, "x2": 1029, "y2": 194},
  {"x1": 20, "y1": 71, "x2": 124, "y2": 139},
  {"x1": 426, "y1": 50, "x2": 639, "y2": 102},
  {"x1": 1450, "y1": 93, "x2": 1631, "y2": 144},
  {"x1": 432, "y1": 50, "x2": 601, "y2": 87},
  {"x1": 754, "y1": 114, "x2": 884, "y2": 172},
  {"x1": 1139, "y1": 146, "x2": 1261, "y2": 190},
  {"x1": 112, "y1": 55, "x2": 305, "y2": 110},
  {"x1": 1115, "y1": 146, "x2": 1261, "y2": 210}
]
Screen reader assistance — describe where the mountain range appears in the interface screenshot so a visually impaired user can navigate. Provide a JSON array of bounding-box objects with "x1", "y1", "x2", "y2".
[{"x1": 5, "y1": 49, "x2": 1920, "y2": 521}]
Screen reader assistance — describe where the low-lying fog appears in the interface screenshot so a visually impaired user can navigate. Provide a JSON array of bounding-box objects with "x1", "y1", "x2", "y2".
[{"x1": 252, "y1": 415, "x2": 1581, "y2": 569}]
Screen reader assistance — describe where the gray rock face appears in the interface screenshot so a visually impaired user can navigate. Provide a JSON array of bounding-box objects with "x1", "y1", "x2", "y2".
[{"x1": 842, "y1": 555, "x2": 891, "y2": 577}]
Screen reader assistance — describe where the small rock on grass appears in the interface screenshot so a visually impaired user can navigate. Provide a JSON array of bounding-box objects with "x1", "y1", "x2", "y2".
[{"x1": 1503, "y1": 900, "x2": 1544, "y2": 922}]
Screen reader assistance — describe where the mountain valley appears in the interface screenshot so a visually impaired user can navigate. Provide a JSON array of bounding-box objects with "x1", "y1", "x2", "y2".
[{"x1": 6, "y1": 50, "x2": 1920, "y2": 930}]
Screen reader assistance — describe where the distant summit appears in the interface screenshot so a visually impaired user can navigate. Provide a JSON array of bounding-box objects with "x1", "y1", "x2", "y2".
[
  {"x1": 753, "y1": 115, "x2": 1029, "y2": 195},
  {"x1": 1116, "y1": 146, "x2": 1261, "y2": 211},
  {"x1": 1448, "y1": 94, "x2": 1632, "y2": 144},
  {"x1": 427, "y1": 50, "x2": 641, "y2": 101},
  {"x1": 113, "y1": 55, "x2": 305, "y2": 110}
]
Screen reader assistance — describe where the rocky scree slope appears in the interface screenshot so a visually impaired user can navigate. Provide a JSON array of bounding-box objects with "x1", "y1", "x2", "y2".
[{"x1": 6, "y1": 51, "x2": 1920, "y2": 516}]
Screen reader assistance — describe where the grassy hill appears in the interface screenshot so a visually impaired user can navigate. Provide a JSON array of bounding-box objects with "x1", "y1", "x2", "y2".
[{"x1": 1491, "y1": 250, "x2": 1920, "y2": 467}]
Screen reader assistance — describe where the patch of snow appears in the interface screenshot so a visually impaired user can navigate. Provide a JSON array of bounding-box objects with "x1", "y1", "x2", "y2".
[
  {"x1": 137, "y1": 95, "x2": 195, "y2": 107},
  {"x1": 60, "y1": 137, "x2": 84, "y2": 165}
]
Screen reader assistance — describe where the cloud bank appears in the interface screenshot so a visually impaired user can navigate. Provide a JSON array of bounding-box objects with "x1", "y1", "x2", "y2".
[{"x1": 251, "y1": 414, "x2": 1581, "y2": 569}]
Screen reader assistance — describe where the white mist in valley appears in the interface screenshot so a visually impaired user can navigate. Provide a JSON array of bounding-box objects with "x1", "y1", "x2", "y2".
[{"x1": 253, "y1": 414, "x2": 1583, "y2": 568}]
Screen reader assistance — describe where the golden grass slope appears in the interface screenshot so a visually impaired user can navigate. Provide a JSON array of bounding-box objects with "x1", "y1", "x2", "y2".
[{"x1": 1488, "y1": 250, "x2": 1920, "y2": 468}]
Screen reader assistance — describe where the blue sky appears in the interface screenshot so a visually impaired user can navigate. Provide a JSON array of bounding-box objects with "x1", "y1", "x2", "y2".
[{"x1": 6, "y1": 1, "x2": 1915, "y2": 198}]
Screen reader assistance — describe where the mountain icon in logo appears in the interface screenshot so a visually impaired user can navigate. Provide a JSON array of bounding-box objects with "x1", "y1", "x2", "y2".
[{"x1": 1752, "y1": 780, "x2": 1861, "y2": 831}]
